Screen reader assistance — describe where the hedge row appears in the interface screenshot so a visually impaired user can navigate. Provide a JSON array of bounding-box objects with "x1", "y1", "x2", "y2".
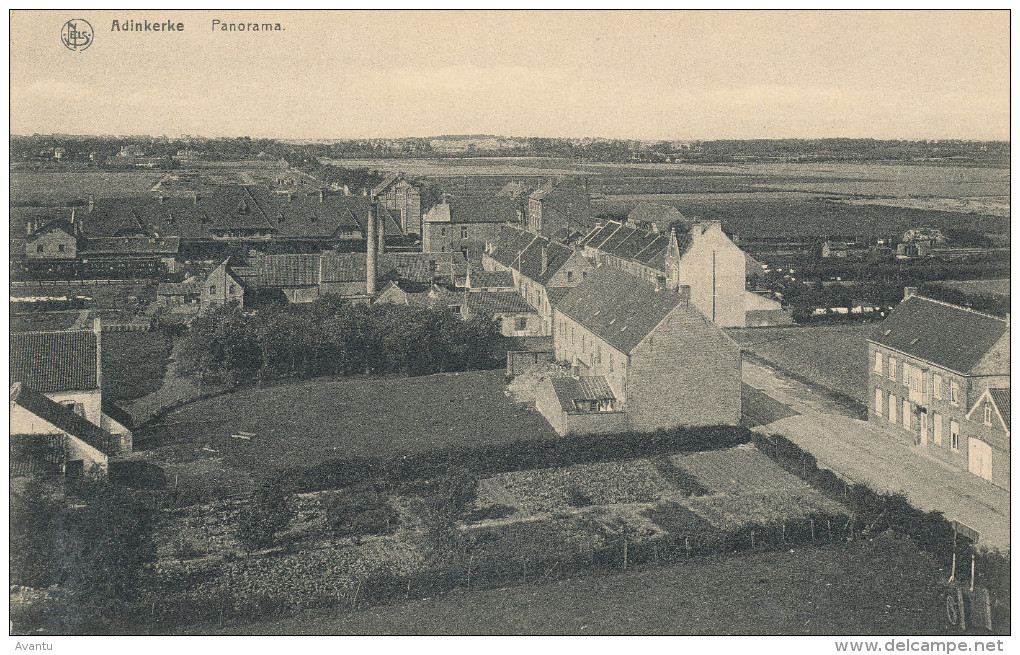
[
  {"x1": 279, "y1": 425, "x2": 753, "y2": 495},
  {"x1": 752, "y1": 430, "x2": 1010, "y2": 631}
]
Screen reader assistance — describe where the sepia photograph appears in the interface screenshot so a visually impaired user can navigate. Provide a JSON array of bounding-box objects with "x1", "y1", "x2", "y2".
[{"x1": 7, "y1": 8, "x2": 1011, "y2": 649}]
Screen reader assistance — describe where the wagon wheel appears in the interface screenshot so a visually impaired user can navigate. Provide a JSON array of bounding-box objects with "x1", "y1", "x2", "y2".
[{"x1": 945, "y1": 592, "x2": 960, "y2": 626}]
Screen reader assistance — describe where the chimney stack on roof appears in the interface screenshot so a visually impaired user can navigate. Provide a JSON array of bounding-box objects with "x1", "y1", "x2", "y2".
[{"x1": 366, "y1": 198, "x2": 378, "y2": 296}]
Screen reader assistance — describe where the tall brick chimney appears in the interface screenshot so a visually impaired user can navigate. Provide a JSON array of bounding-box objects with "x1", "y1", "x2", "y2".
[{"x1": 366, "y1": 199, "x2": 378, "y2": 296}]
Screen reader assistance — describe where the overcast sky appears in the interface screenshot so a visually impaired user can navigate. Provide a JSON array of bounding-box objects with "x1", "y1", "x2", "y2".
[{"x1": 10, "y1": 10, "x2": 1010, "y2": 140}]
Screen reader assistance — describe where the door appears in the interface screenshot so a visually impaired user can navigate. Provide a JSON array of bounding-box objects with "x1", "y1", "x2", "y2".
[
  {"x1": 920, "y1": 412, "x2": 928, "y2": 444},
  {"x1": 969, "y1": 439, "x2": 993, "y2": 481}
]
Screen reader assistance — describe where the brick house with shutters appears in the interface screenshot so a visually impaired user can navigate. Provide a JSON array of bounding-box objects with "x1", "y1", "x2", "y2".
[
  {"x1": 535, "y1": 266, "x2": 741, "y2": 435},
  {"x1": 868, "y1": 290, "x2": 1009, "y2": 483}
]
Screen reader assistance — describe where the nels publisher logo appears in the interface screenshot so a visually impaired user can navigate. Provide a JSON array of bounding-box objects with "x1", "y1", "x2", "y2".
[{"x1": 61, "y1": 19, "x2": 93, "y2": 51}]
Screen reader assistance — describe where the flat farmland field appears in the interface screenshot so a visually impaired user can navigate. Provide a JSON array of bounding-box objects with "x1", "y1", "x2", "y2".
[
  {"x1": 933, "y1": 278, "x2": 1010, "y2": 298},
  {"x1": 728, "y1": 324, "x2": 875, "y2": 403},
  {"x1": 136, "y1": 369, "x2": 558, "y2": 498},
  {"x1": 11, "y1": 170, "x2": 165, "y2": 202}
]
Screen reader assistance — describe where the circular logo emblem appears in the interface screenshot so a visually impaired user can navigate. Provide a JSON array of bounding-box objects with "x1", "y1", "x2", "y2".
[{"x1": 61, "y1": 19, "x2": 93, "y2": 51}]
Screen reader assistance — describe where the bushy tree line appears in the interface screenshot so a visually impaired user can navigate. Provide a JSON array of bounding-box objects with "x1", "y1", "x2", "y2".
[
  {"x1": 10, "y1": 480, "x2": 157, "y2": 634},
  {"x1": 175, "y1": 297, "x2": 510, "y2": 381}
]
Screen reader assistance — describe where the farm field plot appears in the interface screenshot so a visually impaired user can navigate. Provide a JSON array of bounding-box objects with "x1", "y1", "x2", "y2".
[
  {"x1": 144, "y1": 441, "x2": 851, "y2": 632},
  {"x1": 728, "y1": 324, "x2": 874, "y2": 403},
  {"x1": 11, "y1": 170, "x2": 165, "y2": 202},
  {"x1": 933, "y1": 278, "x2": 1010, "y2": 298},
  {"x1": 136, "y1": 369, "x2": 558, "y2": 498},
  {"x1": 473, "y1": 445, "x2": 847, "y2": 532},
  {"x1": 195, "y1": 530, "x2": 949, "y2": 636},
  {"x1": 593, "y1": 197, "x2": 1007, "y2": 240}
]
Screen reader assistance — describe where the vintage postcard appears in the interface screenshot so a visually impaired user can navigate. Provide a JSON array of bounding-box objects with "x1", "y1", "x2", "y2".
[{"x1": 8, "y1": 9, "x2": 1011, "y2": 648}]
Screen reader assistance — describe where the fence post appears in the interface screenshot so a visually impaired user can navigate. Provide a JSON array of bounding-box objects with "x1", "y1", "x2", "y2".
[
  {"x1": 685, "y1": 536, "x2": 690, "y2": 558},
  {"x1": 810, "y1": 519, "x2": 815, "y2": 543}
]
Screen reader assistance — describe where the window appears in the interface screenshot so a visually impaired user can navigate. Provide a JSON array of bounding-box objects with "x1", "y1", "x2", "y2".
[
  {"x1": 933, "y1": 412, "x2": 942, "y2": 445},
  {"x1": 209, "y1": 285, "x2": 216, "y2": 294},
  {"x1": 36, "y1": 245, "x2": 44, "y2": 253},
  {"x1": 933, "y1": 373, "x2": 943, "y2": 400},
  {"x1": 460, "y1": 226, "x2": 468, "y2": 239},
  {"x1": 902, "y1": 399, "x2": 911, "y2": 430},
  {"x1": 230, "y1": 285, "x2": 237, "y2": 294},
  {"x1": 57, "y1": 244, "x2": 65, "y2": 253},
  {"x1": 888, "y1": 357, "x2": 897, "y2": 381},
  {"x1": 875, "y1": 387, "x2": 883, "y2": 416},
  {"x1": 888, "y1": 393, "x2": 896, "y2": 424},
  {"x1": 950, "y1": 420, "x2": 960, "y2": 451},
  {"x1": 950, "y1": 380, "x2": 960, "y2": 405},
  {"x1": 567, "y1": 271, "x2": 574, "y2": 283},
  {"x1": 874, "y1": 352, "x2": 883, "y2": 374},
  {"x1": 582, "y1": 271, "x2": 588, "y2": 281},
  {"x1": 984, "y1": 404, "x2": 993, "y2": 426},
  {"x1": 515, "y1": 316, "x2": 527, "y2": 331},
  {"x1": 440, "y1": 227, "x2": 446, "y2": 237}
]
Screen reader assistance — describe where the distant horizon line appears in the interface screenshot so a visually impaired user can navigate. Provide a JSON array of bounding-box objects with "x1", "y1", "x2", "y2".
[{"x1": 10, "y1": 133, "x2": 1011, "y2": 144}]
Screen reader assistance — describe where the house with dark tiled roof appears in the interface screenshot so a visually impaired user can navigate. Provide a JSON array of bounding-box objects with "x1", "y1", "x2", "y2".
[
  {"x1": 421, "y1": 195, "x2": 519, "y2": 256},
  {"x1": 202, "y1": 258, "x2": 245, "y2": 314},
  {"x1": 580, "y1": 219, "x2": 791, "y2": 328},
  {"x1": 482, "y1": 224, "x2": 594, "y2": 335},
  {"x1": 535, "y1": 266, "x2": 741, "y2": 435},
  {"x1": 249, "y1": 250, "x2": 468, "y2": 303},
  {"x1": 463, "y1": 266, "x2": 515, "y2": 292},
  {"x1": 526, "y1": 179, "x2": 591, "y2": 241},
  {"x1": 372, "y1": 173, "x2": 421, "y2": 236},
  {"x1": 868, "y1": 289, "x2": 1010, "y2": 485},
  {"x1": 25, "y1": 222, "x2": 76, "y2": 260},
  {"x1": 78, "y1": 185, "x2": 405, "y2": 251},
  {"x1": 10, "y1": 383, "x2": 119, "y2": 477},
  {"x1": 375, "y1": 281, "x2": 540, "y2": 338},
  {"x1": 10, "y1": 317, "x2": 133, "y2": 476}
]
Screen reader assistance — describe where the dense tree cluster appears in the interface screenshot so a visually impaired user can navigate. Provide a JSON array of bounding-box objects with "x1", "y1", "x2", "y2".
[
  {"x1": 175, "y1": 297, "x2": 510, "y2": 381},
  {"x1": 10, "y1": 481, "x2": 157, "y2": 633}
]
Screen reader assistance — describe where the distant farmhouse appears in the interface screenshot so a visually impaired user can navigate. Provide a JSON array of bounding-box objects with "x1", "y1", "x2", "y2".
[
  {"x1": 536, "y1": 266, "x2": 741, "y2": 435},
  {"x1": 579, "y1": 207, "x2": 792, "y2": 327},
  {"x1": 868, "y1": 289, "x2": 1010, "y2": 489},
  {"x1": 10, "y1": 316, "x2": 133, "y2": 478}
]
